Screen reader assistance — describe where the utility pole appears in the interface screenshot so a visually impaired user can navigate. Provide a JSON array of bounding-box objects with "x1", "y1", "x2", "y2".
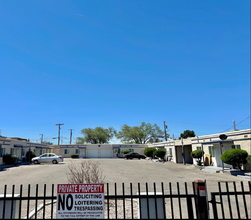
[
  {"x1": 233, "y1": 120, "x2": 236, "y2": 131},
  {"x1": 55, "y1": 123, "x2": 64, "y2": 145},
  {"x1": 181, "y1": 137, "x2": 186, "y2": 165},
  {"x1": 69, "y1": 129, "x2": 74, "y2": 145},
  {"x1": 164, "y1": 121, "x2": 167, "y2": 141},
  {"x1": 39, "y1": 134, "x2": 43, "y2": 144}
]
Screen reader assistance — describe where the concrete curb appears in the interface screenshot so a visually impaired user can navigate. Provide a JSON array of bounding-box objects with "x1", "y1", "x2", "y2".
[
  {"x1": 236, "y1": 175, "x2": 251, "y2": 180},
  {"x1": 26, "y1": 200, "x2": 57, "y2": 219}
]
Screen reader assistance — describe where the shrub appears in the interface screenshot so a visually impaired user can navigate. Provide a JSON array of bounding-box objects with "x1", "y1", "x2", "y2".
[
  {"x1": 155, "y1": 149, "x2": 166, "y2": 159},
  {"x1": 3, "y1": 154, "x2": 18, "y2": 165},
  {"x1": 66, "y1": 161, "x2": 105, "y2": 184},
  {"x1": 123, "y1": 150, "x2": 131, "y2": 154},
  {"x1": 71, "y1": 154, "x2": 79, "y2": 158},
  {"x1": 144, "y1": 148, "x2": 156, "y2": 158},
  {"x1": 25, "y1": 151, "x2": 36, "y2": 162},
  {"x1": 246, "y1": 155, "x2": 251, "y2": 165},
  {"x1": 221, "y1": 149, "x2": 248, "y2": 170},
  {"x1": 190, "y1": 150, "x2": 203, "y2": 166}
]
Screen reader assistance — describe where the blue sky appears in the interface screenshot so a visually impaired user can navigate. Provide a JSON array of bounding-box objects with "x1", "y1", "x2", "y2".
[{"x1": 0, "y1": 0, "x2": 250, "y2": 144}]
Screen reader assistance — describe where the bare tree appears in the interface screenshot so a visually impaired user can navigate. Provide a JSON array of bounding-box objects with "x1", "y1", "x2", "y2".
[{"x1": 66, "y1": 161, "x2": 105, "y2": 184}]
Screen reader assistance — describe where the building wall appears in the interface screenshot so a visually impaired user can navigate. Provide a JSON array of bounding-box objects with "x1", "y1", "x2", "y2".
[
  {"x1": 52, "y1": 144, "x2": 148, "y2": 158},
  {"x1": 0, "y1": 138, "x2": 50, "y2": 165},
  {"x1": 233, "y1": 140, "x2": 251, "y2": 153},
  {"x1": 190, "y1": 129, "x2": 251, "y2": 168}
]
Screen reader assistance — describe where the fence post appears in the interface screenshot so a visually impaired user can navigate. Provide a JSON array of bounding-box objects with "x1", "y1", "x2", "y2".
[{"x1": 194, "y1": 180, "x2": 208, "y2": 219}]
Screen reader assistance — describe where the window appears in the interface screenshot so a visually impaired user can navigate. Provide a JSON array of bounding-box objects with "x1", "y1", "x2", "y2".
[
  {"x1": 10, "y1": 148, "x2": 14, "y2": 155},
  {"x1": 64, "y1": 149, "x2": 69, "y2": 154},
  {"x1": 169, "y1": 148, "x2": 172, "y2": 156},
  {"x1": 208, "y1": 146, "x2": 215, "y2": 157},
  {"x1": 231, "y1": 145, "x2": 241, "y2": 149},
  {"x1": 0, "y1": 147, "x2": 6, "y2": 157},
  {"x1": 22, "y1": 149, "x2": 25, "y2": 156},
  {"x1": 129, "y1": 149, "x2": 134, "y2": 152},
  {"x1": 76, "y1": 149, "x2": 79, "y2": 154},
  {"x1": 197, "y1": 147, "x2": 202, "y2": 150}
]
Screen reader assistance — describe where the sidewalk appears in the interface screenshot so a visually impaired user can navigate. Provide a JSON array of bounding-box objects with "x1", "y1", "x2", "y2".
[
  {"x1": 0, "y1": 162, "x2": 31, "y2": 171},
  {"x1": 195, "y1": 165, "x2": 251, "y2": 179}
]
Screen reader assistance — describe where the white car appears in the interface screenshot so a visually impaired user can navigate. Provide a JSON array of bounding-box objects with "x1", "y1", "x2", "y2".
[{"x1": 32, "y1": 153, "x2": 63, "y2": 164}]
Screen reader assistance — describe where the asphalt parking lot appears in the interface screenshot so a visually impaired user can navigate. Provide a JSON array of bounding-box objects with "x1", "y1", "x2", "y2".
[
  {"x1": 0, "y1": 158, "x2": 250, "y2": 219},
  {"x1": 0, "y1": 158, "x2": 249, "y2": 195}
]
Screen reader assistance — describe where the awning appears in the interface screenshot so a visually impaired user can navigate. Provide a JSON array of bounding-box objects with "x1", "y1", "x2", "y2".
[
  {"x1": 201, "y1": 139, "x2": 233, "y2": 145},
  {"x1": 112, "y1": 146, "x2": 120, "y2": 148},
  {"x1": 154, "y1": 146, "x2": 165, "y2": 148},
  {"x1": 14, "y1": 144, "x2": 23, "y2": 148}
]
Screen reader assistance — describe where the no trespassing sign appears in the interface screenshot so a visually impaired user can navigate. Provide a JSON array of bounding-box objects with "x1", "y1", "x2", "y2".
[{"x1": 56, "y1": 183, "x2": 104, "y2": 219}]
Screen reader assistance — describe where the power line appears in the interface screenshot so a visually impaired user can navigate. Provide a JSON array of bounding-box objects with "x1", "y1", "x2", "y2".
[{"x1": 219, "y1": 116, "x2": 250, "y2": 133}]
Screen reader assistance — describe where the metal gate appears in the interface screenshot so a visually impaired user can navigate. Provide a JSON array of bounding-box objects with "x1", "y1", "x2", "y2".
[
  {"x1": 208, "y1": 181, "x2": 251, "y2": 219},
  {"x1": 0, "y1": 181, "x2": 250, "y2": 219}
]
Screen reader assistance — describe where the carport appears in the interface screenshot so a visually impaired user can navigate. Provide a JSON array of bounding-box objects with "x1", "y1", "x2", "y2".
[{"x1": 175, "y1": 145, "x2": 193, "y2": 164}]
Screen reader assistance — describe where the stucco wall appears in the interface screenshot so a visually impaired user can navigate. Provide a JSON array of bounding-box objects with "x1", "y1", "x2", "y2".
[{"x1": 233, "y1": 140, "x2": 251, "y2": 154}]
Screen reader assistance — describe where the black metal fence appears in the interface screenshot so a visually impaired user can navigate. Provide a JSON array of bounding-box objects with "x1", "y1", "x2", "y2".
[
  {"x1": 209, "y1": 181, "x2": 251, "y2": 219},
  {"x1": 0, "y1": 181, "x2": 250, "y2": 219}
]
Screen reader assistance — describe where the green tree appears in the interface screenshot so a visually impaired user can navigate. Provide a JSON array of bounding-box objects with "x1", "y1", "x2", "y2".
[
  {"x1": 221, "y1": 149, "x2": 248, "y2": 170},
  {"x1": 123, "y1": 150, "x2": 131, "y2": 154},
  {"x1": 179, "y1": 130, "x2": 196, "y2": 139},
  {"x1": 155, "y1": 149, "x2": 166, "y2": 160},
  {"x1": 76, "y1": 127, "x2": 116, "y2": 144},
  {"x1": 42, "y1": 141, "x2": 53, "y2": 145},
  {"x1": 144, "y1": 148, "x2": 156, "y2": 157},
  {"x1": 25, "y1": 151, "x2": 36, "y2": 163},
  {"x1": 191, "y1": 149, "x2": 203, "y2": 166},
  {"x1": 3, "y1": 154, "x2": 18, "y2": 165},
  {"x1": 116, "y1": 122, "x2": 166, "y2": 144}
]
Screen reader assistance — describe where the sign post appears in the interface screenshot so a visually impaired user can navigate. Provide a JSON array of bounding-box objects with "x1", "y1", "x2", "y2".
[
  {"x1": 57, "y1": 184, "x2": 104, "y2": 219},
  {"x1": 219, "y1": 134, "x2": 228, "y2": 172},
  {"x1": 194, "y1": 180, "x2": 208, "y2": 219}
]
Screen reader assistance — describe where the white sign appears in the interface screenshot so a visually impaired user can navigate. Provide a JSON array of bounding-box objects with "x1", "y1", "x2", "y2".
[
  {"x1": 57, "y1": 184, "x2": 104, "y2": 219},
  {"x1": 199, "y1": 186, "x2": 206, "y2": 197}
]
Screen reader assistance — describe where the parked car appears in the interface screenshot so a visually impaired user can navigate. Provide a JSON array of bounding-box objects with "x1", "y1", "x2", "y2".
[
  {"x1": 32, "y1": 153, "x2": 63, "y2": 164},
  {"x1": 124, "y1": 152, "x2": 146, "y2": 160}
]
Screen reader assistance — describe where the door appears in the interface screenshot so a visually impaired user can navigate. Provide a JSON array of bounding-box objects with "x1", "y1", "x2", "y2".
[
  {"x1": 87, "y1": 150, "x2": 99, "y2": 158},
  {"x1": 216, "y1": 144, "x2": 232, "y2": 168},
  {"x1": 175, "y1": 146, "x2": 183, "y2": 163},
  {"x1": 80, "y1": 149, "x2": 86, "y2": 158},
  {"x1": 100, "y1": 150, "x2": 111, "y2": 158},
  {"x1": 39, "y1": 154, "x2": 49, "y2": 163},
  {"x1": 113, "y1": 149, "x2": 117, "y2": 158}
]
